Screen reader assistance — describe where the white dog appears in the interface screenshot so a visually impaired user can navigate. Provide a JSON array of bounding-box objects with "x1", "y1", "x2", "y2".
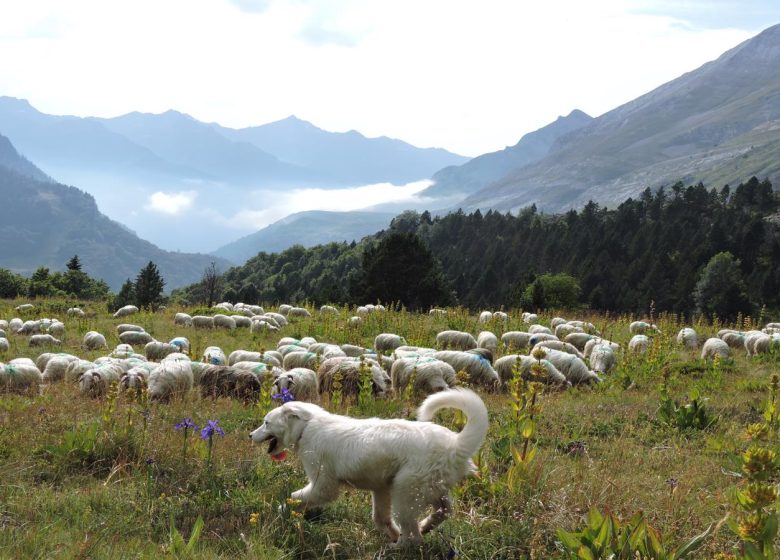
[{"x1": 249, "y1": 388, "x2": 488, "y2": 546}]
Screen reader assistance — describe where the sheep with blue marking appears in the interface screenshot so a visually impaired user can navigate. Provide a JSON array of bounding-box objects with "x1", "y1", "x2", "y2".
[
  {"x1": 0, "y1": 359, "x2": 42, "y2": 393},
  {"x1": 203, "y1": 346, "x2": 227, "y2": 366}
]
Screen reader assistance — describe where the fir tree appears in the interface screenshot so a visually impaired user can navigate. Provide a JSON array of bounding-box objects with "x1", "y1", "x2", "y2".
[{"x1": 135, "y1": 261, "x2": 165, "y2": 311}]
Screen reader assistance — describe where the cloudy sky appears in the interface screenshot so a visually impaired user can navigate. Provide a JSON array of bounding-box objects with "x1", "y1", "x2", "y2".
[{"x1": 2, "y1": 1, "x2": 779, "y2": 157}]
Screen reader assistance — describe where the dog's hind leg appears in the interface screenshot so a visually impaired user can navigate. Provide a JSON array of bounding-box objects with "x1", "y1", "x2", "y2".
[
  {"x1": 372, "y1": 488, "x2": 400, "y2": 542},
  {"x1": 419, "y1": 494, "x2": 452, "y2": 534},
  {"x1": 390, "y1": 473, "x2": 426, "y2": 547}
]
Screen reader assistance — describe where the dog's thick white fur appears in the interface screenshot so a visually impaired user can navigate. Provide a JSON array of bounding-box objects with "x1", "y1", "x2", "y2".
[{"x1": 249, "y1": 388, "x2": 488, "y2": 546}]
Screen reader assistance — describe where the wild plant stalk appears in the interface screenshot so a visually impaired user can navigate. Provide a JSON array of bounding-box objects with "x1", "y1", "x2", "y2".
[
  {"x1": 506, "y1": 349, "x2": 545, "y2": 490},
  {"x1": 357, "y1": 355, "x2": 373, "y2": 410}
]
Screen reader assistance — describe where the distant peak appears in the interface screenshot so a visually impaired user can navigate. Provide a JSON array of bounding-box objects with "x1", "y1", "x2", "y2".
[
  {"x1": 279, "y1": 114, "x2": 315, "y2": 127},
  {"x1": 559, "y1": 109, "x2": 592, "y2": 121},
  {"x1": 0, "y1": 96, "x2": 35, "y2": 110}
]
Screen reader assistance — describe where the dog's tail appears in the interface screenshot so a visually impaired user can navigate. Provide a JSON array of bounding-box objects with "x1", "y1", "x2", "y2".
[{"x1": 417, "y1": 388, "x2": 488, "y2": 462}]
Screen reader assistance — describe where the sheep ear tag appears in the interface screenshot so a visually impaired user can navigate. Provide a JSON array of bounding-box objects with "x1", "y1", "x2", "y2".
[{"x1": 271, "y1": 450, "x2": 288, "y2": 461}]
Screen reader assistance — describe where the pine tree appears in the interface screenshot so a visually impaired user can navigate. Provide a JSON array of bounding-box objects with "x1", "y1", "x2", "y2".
[
  {"x1": 111, "y1": 279, "x2": 136, "y2": 312},
  {"x1": 66, "y1": 255, "x2": 82, "y2": 272},
  {"x1": 694, "y1": 252, "x2": 751, "y2": 319},
  {"x1": 135, "y1": 261, "x2": 165, "y2": 311}
]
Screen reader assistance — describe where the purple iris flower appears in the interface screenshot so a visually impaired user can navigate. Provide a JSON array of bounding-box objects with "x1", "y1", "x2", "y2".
[
  {"x1": 272, "y1": 387, "x2": 295, "y2": 403},
  {"x1": 175, "y1": 418, "x2": 198, "y2": 431},
  {"x1": 200, "y1": 419, "x2": 225, "y2": 440}
]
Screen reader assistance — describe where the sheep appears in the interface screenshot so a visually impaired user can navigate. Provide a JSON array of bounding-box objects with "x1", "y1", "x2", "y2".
[
  {"x1": 250, "y1": 319, "x2": 276, "y2": 333},
  {"x1": 29, "y1": 334, "x2": 61, "y2": 347},
  {"x1": 567, "y1": 321, "x2": 600, "y2": 335},
  {"x1": 744, "y1": 332, "x2": 766, "y2": 357},
  {"x1": 47, "y1": 321, "x2": 65, "y2": 337},
  {"x1": 288, "y1": 307, "x2": 312, "y2": 319},
  {"x1": 272, "y1": 368, "x2": 318, "y2": 402},
  {"x1": 477, "y1": 331, "x2": 498, "y2": 354},
  {"x1": 192, "y1": 315, "x2": 214, "y2": 329},
  {"x1": 701, "y1": 338, "x2": 731, "y2": 360},
  {"x1": 113, "y1": 305, "x2": 139, "y2": 318},
  {"x1": 720, "y1": 332, "x2": 745, "y2": 349},
  {"x1": 528, "y1": 325, "x2": 553, "y2": 335},
  {"x1": 528, "y1": 333, "x2": 559, "y2": 346},
  {"x1": 540, "y1": 348, "x2": 601, "y2": 384},
  {"x1": 79, "y1": 363, "x2": 124, "y2": 397},
  {"x1": 478, "y1": 311, "x2": 493, "y2": 323},
  {"x1": 341, "y1": 344, "x2": 369, "y2": 357},
  {"x1": 565, "y1": 333, "x2": 597, "y2": 351},
  {"x1": 120, "y1": 365, "x2": 151, "y2": 395},
  {"x1": 283, "y1": 351, "x2": 319, "y2": 370},
  {"x1": 429, "y1": 308, "x2": 447, "y2": 316},
  {"x1": 676, "y1": 328, "x2": 699, "y2": 349},
  {"x1": 356, "y1": 306, "x2": 369, "y2": 317},
  {"x1": 532, "y1": 340, "x2": 584, "y2": 359},
  {"x1": 320, "y1": 305, "x2": 338, "y2": 316},
  {"x1": 629, "y1": 321, "x2": 660, "y2": 334},
  {"x1": 199, "y1": 365, "x2": 261, "y2": 402},
  {"x1": 278, "y1": 344, "x2": 308, "y2": 357},
  {"x1": 9, "y1": 318, "x2": 23, "y2": 333},
  {"x1": 317, "y1": 357, "x2": 390, "y2": 397},
  {"x1": 393, "y1": 347, "x2": 438, "y2": 360},
  {"x1": 264, "y1": 312, "x2": 288, "y2": 327},
  {"x1": 522, "y1": 312, "x2": 538, "y2": 324},
  {"x1": 233, "y1": 315, "x2": 252, "y2": 328},
  {"x1": 231, "y1": 361, "x2": 281, "y2": 380},
  {"x1": 307, "y1": 343, "x2": 347, "y2": 359},
  {"x1": 111, "y1": 343, "x2": 136, "y2": 358},
  {"x1": 432, "y1": 350, "x2": 500, "y2": 389},
  {"x1": 145, "y1": 341, "x2": 178, "y2": 361},
  {"x1": 494, "y1": 311, "x2": 509, "y2": 322},
  {"x1": 17, "y1": 320, "x2": 42, "y2": 335},
  {"x1": 374, "y1": 333, "x2": 406, "y2": 354},
  {"x1": 116, "y1": 324, "x2": 145, "y2": 335},
  {"x1": 629, "y1": 335, "x2": 650, "y2": 354},
  {"x1": 119, "y1": 331, "x2": 154, "y2": 346},
  {"x1": 550, "y1": 317, "x2": 568, "y2": 329},
  {"x1": 42, "y1": 355, "x2": 80, "y2": 382},
  {"x1": 228, "y1": 350, "x2": 279, "y2": 368},
  {"x1": 214, "y1": 302, "x2": 234, "y2": 311},
  {"x1": 501, "y1": 331, "x2": 531, "y2": 351},
  {"x1": 65, "y1": 359, "x2": 96, "y2": 382},
  {"x1": 245, "y1": 305, "x2": 264, "y2": 315},
  {"x1": 213, "y1": 314, "x2": 237, "y2": 330},
  {"x1": 277, "y1": 337, "x2": 300, "y2": 348},
  {"x1": 390, "y1": 357, "x2": 456, "y2": 395},
  {"x1": 168, "y1": 337, "x2": 190, "y2": 354},
  {"x1": 0, "y1": 360, "x2": 42, "y2": 393},
  {"x1": 554, "y1": 323, "x2": 583, "y2": 339},
  {"x1": 37, "y1": 352, "x2": 68, "y2": 371},
  {"x1": 203, "y1": 346, "x2": 227, "y2": 366},
  {"x1": 278, "y1": 304, "x2": 293, "y2": 315},
  {"x1": 0, "y1": 338, "x2": 8, "y2": 353},
  {"x1": 348, "y1": 316, "x2": 362, "y2": 326},
  {"x1": 766, "y1": 322, "x2": 780, "y2": 329},
  {"x1": 748, "y1": 334, "x2": 780, "y2": 356},
  {"x1": 583, "y1": 338, "x2": 620, "y2": 358},
  {"x1": 435, "y1": 330, "x2": 477, "y2": 351},
  {"x1": 148, "y1": 360, "x2": 194, "y2": 401},
  {"x1": 233, "y1": 308, "x2": 256, "y2": 318},
  {"x1": 15, "y1": 303, "x2": 34, "y2": 313},
  {"x1": 718, "y1": 328, "x2": 740, "y2": 338},
  {"x1": 494, "y1": 355, "x2": 569, "y2": 387},
  {"x1": 174, "y1": 312, "x2": 193, "y2": 326},
  {"x1": 589, "y1": 345, "x2": 616, "y2": 374}
]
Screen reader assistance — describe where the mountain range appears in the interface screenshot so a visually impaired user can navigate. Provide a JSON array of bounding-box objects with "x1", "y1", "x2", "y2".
[{"x1": 0, "y1": 133, "x2": 230, "y2": 290}]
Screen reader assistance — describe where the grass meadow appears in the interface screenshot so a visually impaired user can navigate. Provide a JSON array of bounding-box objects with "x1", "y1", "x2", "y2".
[{"x1": 0, "y1": 300, "x2": 778, "y2": 559}]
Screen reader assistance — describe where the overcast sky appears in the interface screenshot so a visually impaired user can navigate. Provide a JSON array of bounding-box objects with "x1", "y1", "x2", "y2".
[{"x1": 1, "y1": 1, "x2": 780, "y2": 156}]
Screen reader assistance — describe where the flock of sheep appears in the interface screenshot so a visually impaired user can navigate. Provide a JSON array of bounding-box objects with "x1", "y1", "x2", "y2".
[{"x1": 1, "y1": 302, "x2": 779, "y2": 405}]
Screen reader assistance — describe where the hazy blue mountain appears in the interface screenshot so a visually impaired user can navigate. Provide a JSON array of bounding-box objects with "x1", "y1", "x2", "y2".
[
  {"x1": 212, "y1": 210, "x2": 395, "y2": 263},
  {"x1": 213, "y1": 115, "x2": 469, "y2": 185},
  {"x1": 460, "y1": 23, "x2": 780, "y2": 212},
  {"x1": 98, "y1": 110, "x2": 316, "y2": 185},
  {"x1": 0, "y1": 132, "x2": 50, "y2": 182},
  {"x1": 422, "y1": 109, "x2": 593, "y2": 198},
  {"x1": 0, "y1": 134, "x2": 229, "y2": 290}
]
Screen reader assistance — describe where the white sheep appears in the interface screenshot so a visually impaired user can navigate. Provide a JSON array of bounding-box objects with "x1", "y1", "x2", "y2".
[
  {"x1": 233, "y1": 315, "x2": 252, "y2": 328},
  {"x1": 288, "y1": 307, "x2": 312, "y2": 319},
  {"x1": 307, "y1": 343, "x2": 347, "y2": 359},
  {"x1": 528, "y1": 324, "x2": 553, "y2": 335},
  {"x1": 393, "y1": 346, "x2": 438, "y2": 360},
  {"x1": 528, "y1": 333, "x2": 559, "y2": 346},
  {"x1": 348, "y1": 316, "x2": 362, "y2": 326},
  {"x1": 65, "y1": 307, "x2": 85, "y2": 318},
  {"x1": 168, "y1": 337, "x2": 190, "y2": 354},
  {"x1": 493, "y1": 311, "x2": 509, "y2": 322},
  {"x1": 429, "y1": 308, "x2": 447, "y2": 316},
  {"x1": 278, "y1": 343, "x2": 308, "y2": 357},
  {"x1": 42, "y1": 355, "x2": 80, "y2": 383},
  {"x1": 341, "y1": 344, "x2": 369, "y2": 357},
  {"x1": 111, "y1": 343, "x2": 136, "y2": 358},
  {"x1": 17, "y1": 320, "x2": 42, "y2": 335},
  {"x1": 435, "y1": 330, "x2": 478, "y2": 351},
  {"x1": 277, "y1": 337, "x2": 301, "y2": 348},
  {"x1": 541, "y1": 349, "x2": 600, "y2": 384},
  {"x1": 192, "y1": 315, "x2": 214, "y2": 329},
  {"x1": 317, "y1": 357, "x2": 390, "y2": 397},
  {"x1": 676, "y1": 328, "x2": 698, "y2": 349},
  {"x1": 113, "y1": 305, "x2": 139, "y2": 318},
  {"x1": 701, "y1": 338, "x2": 731, "y2": 360},
  {"x1": 116, "y1": 324, "x2": 145, "y2": 334},
  {"x1": 118, "y1": 331, "x2": 154, "y2": 346},
  {"x1": 554, "y1": 323, "x2": 583, "y2": 339},
  {"x1": 282, "y1": 351, "x2": 319, "y2": 370},
  {"x1": 477, "y1": 331, "x2": 499, "y2": 354},
  {"x1": 432, "y1": 350, "x2": 500, "y2": 389},
  {"x1": 320, "y1": 305, "x2": 338, "y2": 316},
  {"x1": 550, "y1": 317, "x2": 567, "y2": 329},
  {"x1": 232, "y1": 361, "x2": 282, "y2": 380},
  {"x1": 29, "y1": 334, "x2": 61, "y2": 347},
  {"x1": 144, "y1": 341, "x2": 178, "y2": 361},
  {"x1": 174, "y1": 312, "x2": 193, "y2": 326},
  {"x1": 79, "y1": 363, "x2": 124, "y2": 397},
  {"x1": 501, "y1": 331, "x2": 531, "y2": 351},
  {"x1": 0, "y1": 338, "x2": 8, "y2": 353},
  {"x1": 0, "y1": 359, "x2": 42, "y2": 392},
  {"x1": 214, "y1": 302, "x2": 234, "y2": 311},
  {"x1": 522, "y1": 312, "x2": 538, "y2": 324},
  {"x1": 744, "y1": 332, "x2": 766, "y2": 357},
  {"x1": 532, "y1": 340, "x2": 584, "y2": 359},
  {"x1": 567, "y1": 320, "x2": 600, "y2": 335},
  {"x1": 120, "y1": 365, "x2": 152, "y2": 394},
  {"x1": 629, "y1": 335, "x2": 650, "y2": 354},
  {"x1": 15, "y1": 303, "x2": 34, "y2": 313},
  {"x1": 47, "y1": 321, "x2": 65, "y2": 337},
  {"x1": 630, "y1": 321, "x2": 660, "y2": 334},
  {"x1": 278, "y1": 304, "x2": 293, "y2": 315},
  {"x1": 766, "y1": 322, "x2": 780, "y2": 329},
  {"x1": 148, "y1": 360, "x2": 194, "y2": 401},
  {"x1": 356, "y1": 306, "x2": 369, "y2": 317},
  {"x1": 478, "y1": 311, "x2": 493, "y2": 323},
  {"x1": 203, "y1": 346, "x2": 227, "y2": 366},
  {"x1": 494, "y1": 354, "x2": 569, "y2": 387},
  {"x1": 720, "y1": 332, "x2": 745, "y2": 349},
  {"x1": 747, "y1": 333, "x2": 780, "y2": 356},
  {"x1": 250, "y1": 319, "x2": 275, "y2": 333},
  {"x1": 589, "y1": 345, "x2": 616, "y2": 374},
  {"x1": 583, "y1": 338, "x2": 620, "y2": 358},
  {"x1": 374, "y1": 333, "x2": 406, "y2": 354},
  {"x1": 390, "y1": 357, "x2": 456, "y2": 395},
  {"x1": 272, "y1": 368, "x2": 319, "y2": 402},
  {"x1": 565, "y1": 332, "x2": 597, "y2": 351},
  {"x1": 213, "y1": 314, "x2": 237, "y2": 330},
  {"x1": 65, "y1": 359, "x2": 96, "y2": 382},
  {"x1": 9, "y1": 318, "x2": 23, "y2": 333},
  {"x1": 228, "y1": 350, "x2": 279, "y2": 368},
  {"x1": 263, "y1": 312, "x2": 288, "y2": 327}
]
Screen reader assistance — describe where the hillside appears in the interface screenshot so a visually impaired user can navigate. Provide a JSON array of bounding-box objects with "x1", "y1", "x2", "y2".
[
  {"x1": 0, "y1": 134, "x2": 229, "y2": 290},
  {"x1": 422, "y1": 109, "x2": 593, "y2": 198},
  {"x1": 460, "y1": 23, "x2": 780, "y2": 212},
  {"x1": 212, "y1": 210, "x2": 395, "y2": 264}
]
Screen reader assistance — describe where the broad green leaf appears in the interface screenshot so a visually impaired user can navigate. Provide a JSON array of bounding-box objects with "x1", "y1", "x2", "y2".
[{"x1": 673, "y1": 523, "x2": 713, "y2": 559}]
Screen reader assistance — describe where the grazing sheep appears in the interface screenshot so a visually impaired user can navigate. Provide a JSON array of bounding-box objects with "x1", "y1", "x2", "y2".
[
  {"x1": 264, "y1": 312, "x2": 288, "y2": 327},
  {"x1": 228, "y1": 350, "x2": 279, "y2": 368},
  {"x1": 701, "y1": 338, "x2": 731, "y2": 360},
  {"x1": 528, "y1": 325, "x2": 553, "y2": 335},
  {"x1": 0, "y1": 360, "x2": 42, "y2": 393},
  {"x1": 629, "y1": 321, "x2": 660, "y2": 335},
  {"x1": 550, "y1": 317, "x2": 568, "y2": 329},
  {"x1": 36, "y1": 352, "x2": 70, "y2": 371},
  {"x1": 317, "y1": 357, "x2": 390, "y2": 397},
  {"x1": 199, "y1": 365, "x2": 261, "y2": 402},
  {"x1": 307, "y1": 343, "x2": 347, "y2": 359},
  {"x1": 532, "y1": 340, "x2": 584, "y2": 359},
  {"x1": 629, "y1": 335, "x2": 650, "y2": 354},
  {"x1": 79, "y1": 363, "x2": 124, "y2": 397},
  {"x1": 277, "y1": 337, "x2": 300, "y2": 348},
  {"x1": 522, "y1": 312, "x2": 538, "y2": 324},
  {"x1": 432, "y1": 350, "x2": 500, "y2": 389},
  {"x1": 356, "y1": 306, "x2": 370, "y2": 317},
  {"x1": 676, "y1": 328, "x2": 699, "y2": 349},
  {"x1": 583, "y1": 338, "x2": 620, "y2": 358},
  {"x1": 111, "y1": 343, "x2": 136, "y2": 359},
  {"x1": 720, "y1": 332, "x2": 745, "y2": 349},
  {"x1": 116, "y1": 324, "x2": 145, "y2": 335},
  {"x1": 231, "y1": 361, "x2": 281, "y2": 380},
  {"x1": 9, "y1": 318, "x2": 23, "y2": 333},
  {"x1": 390, "y1": 357, "x2": 456, "y2": 395},
  {"x1": 192, "y1": 315, "x2": 214, "y2": 329},
  {"x1": 65, "y1": 359, "x2": 96, "y2": 382},
  {"x1": 29, "y1": 334, "x2": 61, "y2": 347},
  {"x1": 478, "y1": 311, "x2": 493, "y2": 323},
  {"x1": 744, "y1": 332, "x2": 766, "y2": 357},
  {"x1": 41, "y1": 355, "x2": 80, "y2": 382},
  {"x1": 341, "y1": 344, "x2": 369, "y2": 357},
  {"x1": 288, "y1": 307, "x2": 312, "y2": 319},
  {"x1": 15, "y1": 303, "x2": 34, "y2": 313},
  {"x1": 374, "y1": 333, "x2": 407, "y2": 354},
  {"x1": 718, "y1": 329, "x2": 740, "y2": 338},
  {"x1": 250, "y1": 319, "x2": 277, "y2": 333},
  {"x1": 494, "y1": 311, "x2": 509, "y2": 322},
  {"x1": 148, "y1": 360, "x2": 194, "y2": 401},
  {"x1": 477, "y1": 331, "x2": 499, "y2": 354},
  {"x1": 0, "y1": 338, "x2": 8, "y2": 352},
  {"x1": 283, "y1": 351, "x2": 319, "y2": 370},
  {"x1": 766, "y1": 322, "x2": 780, "y2": 329},
  {"x1": 120, "y1": 366, "x2": 151, "y2": 395},
  {"x1": 393, "y1": 347, "x2": 438, "y2": 360},
  {"x1": 272, "y1": 368, "x2": 318, "y2": 402},
  {"x1": 589, "y1": 345, "x2": 616, "y2": 374},
  {"x1": 202, "y1": 346, "x2": 227, "y2": 366},
  {"x1": 213, "y1": 314, "x2": 237, "y2": 330},
  {"x1": 429, "y1": 308, "x2": 447, "y2": 316},
  {"x1": 494, "y1": 355, "x2": 568, "y2": 387},
  {"x1": 436, "y1": 330, "x2": 478, "y2": 351},
  {"x1": 748, "y1": 333, "x2": 780, "y2": 356},
  {"x1": 320, "y1": 305, "x2": 338, "y2": 316},
  {"x1": 17, "y1": 320, "x2": 42, "y2": 335},
  {"x1": 278, "y1": 344, "x2": 308, "y2": 357},
  {"x1": 501, "y1": 331, "x2": 531, "y2": 351},
  {"x1": 348, "y1": 316, "x2": 362, "y2": 326},
  {"x1": 169, "y1": 337, "x2": 190, "y2": 354},
  {"x1": 278, "y1": 304, "x2": 293, "y2": 315},
  {"x1": 233, "y1": 315, "x2": 252, "y2": 328},
  {"x1": 554, "y1": 323, "x2": 582, "y2": 339},
  {"x1": 47, "y1": 321, "x2": 65, "y2": 337},
  {"x1": 145, "y1": 341, "x2": 178, "y2": 361},
  {"x1": 565, "y1": 333, "x2": 597, "y2": 351},
  {"x1": 113, "y1": 305, "x2": 139, "y2": 318},
  {"x1": 214, "y1": 302, "x2": 234, "y2": 312},
  {"x1": 528, "y1": 333, "x2": 559, "y2": 346},
  {"x1": 119, "y1": 331, "x2": 154, "y2": 346},
  {"x1": 541, "y1": 349, "x2": 600, "y2": 384},
  {"x1": 174, "y1": 312, "x2": 193, "y2": 326},
  {"x1": 567, "y1": 321, "x2": 600, "y2": 335}
]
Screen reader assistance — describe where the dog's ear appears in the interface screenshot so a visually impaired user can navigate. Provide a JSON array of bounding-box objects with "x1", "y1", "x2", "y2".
[{"x1": 281, "y1": 404, "x2": 312, "y2": 423}]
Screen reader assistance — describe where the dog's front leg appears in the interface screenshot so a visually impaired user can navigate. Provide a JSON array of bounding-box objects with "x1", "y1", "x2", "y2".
[
  {"x1": 419, "y1": 494, "x2": 452, "y2": 534},
  {"x1": 291, "y1": 479, "x2": 339, "y2": 508},
  {"x1": 372, "y1": 489, "x2": 400, "y2": 542}
]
